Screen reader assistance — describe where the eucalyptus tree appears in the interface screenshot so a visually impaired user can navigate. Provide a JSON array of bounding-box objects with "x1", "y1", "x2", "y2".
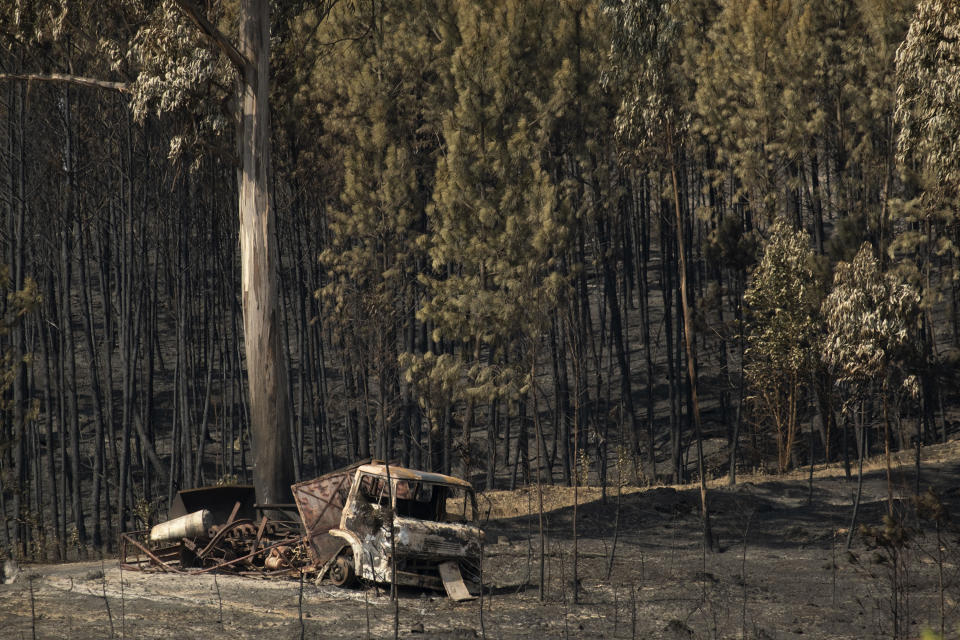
[
  {"x1": 895, "y1": 0, "x2": 960, "y2": 324},
  {"x1": 134, "y1": 0, "x2": 340, "y2": 505},
  {"x1": 896, "y1": 0, "x2": 960, "y2": 193},
  {"x1": 822, "y1": 243, "x2": 920, "y2": 517},
  {"x1": 743, "y1": 222, "x2": 822, "y2": 471},
  {"x1": 888, "y1": 0, "x2": 960, "y2": 448},
  {"x1": 1, "y1": 0, "x2": 354, "y2": 506}
]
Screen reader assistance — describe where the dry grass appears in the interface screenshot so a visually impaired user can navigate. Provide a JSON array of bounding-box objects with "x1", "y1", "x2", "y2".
[{"x1": 477, "y1": 437, "x2": 960, "y2": 520}]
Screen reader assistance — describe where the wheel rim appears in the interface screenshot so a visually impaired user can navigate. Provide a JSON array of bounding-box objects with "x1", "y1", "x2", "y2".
[{"x1": 330, "y1": 554, "x2": 353, "y2": 587}]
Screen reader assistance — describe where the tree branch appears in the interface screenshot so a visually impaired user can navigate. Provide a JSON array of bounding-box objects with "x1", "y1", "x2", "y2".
[
  {"x1": 0, "y1": 73, "x2": 130, "y2": 93},
  {"x1": 170, "y1": 0, "x2": 250, "y2": 75}
]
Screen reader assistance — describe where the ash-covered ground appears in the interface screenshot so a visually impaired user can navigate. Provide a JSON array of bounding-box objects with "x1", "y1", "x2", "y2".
[{"x1": 4, "y1": 444, "x2": 960, "y2": 639}]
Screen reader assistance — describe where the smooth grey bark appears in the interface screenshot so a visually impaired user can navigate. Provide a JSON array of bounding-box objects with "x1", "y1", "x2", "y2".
[{"x1": 238, "y1": 0, "x2": 294, "y2": 504}]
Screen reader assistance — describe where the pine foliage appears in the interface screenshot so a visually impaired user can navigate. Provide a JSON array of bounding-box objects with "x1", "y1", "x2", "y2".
[{"x1": 10, "y1": 0, "x2": 960, "y2": 558}]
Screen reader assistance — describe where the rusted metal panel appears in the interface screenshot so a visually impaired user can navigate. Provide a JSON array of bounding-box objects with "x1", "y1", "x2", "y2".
[
  {"x1": 291, "y1": 460, "x2": 374, "y2": 562},
  {"x1": 291, "y1": 472, "x2": 351, "y2": 534},
  {"x1": 311, "y1": 532, "x2": 348, "y2": 562},
  {"x1": 438, "y1": 561, "x2": 475, "y2": 601},
  {"x1": 291, "y1": 471, "x2": 351, "y2": 561}
]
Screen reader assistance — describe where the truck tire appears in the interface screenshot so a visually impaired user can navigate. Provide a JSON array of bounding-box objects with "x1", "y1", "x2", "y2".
[{"x1": 329, "y1": 552, "x2": 356, "y2": 588}]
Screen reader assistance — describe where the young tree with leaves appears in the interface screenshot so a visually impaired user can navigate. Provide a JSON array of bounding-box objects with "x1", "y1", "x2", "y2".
[
  {"x1": 743, "y1": 222, "x2": 822, "y2": 471},
  {"x1": 822, "y1": 243, "x2": 920, "y2": 515}
]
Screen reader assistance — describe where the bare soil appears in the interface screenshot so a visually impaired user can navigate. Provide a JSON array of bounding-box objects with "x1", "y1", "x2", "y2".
[{"x1": 4, "y1": 443, "x2": 960, "y2": 639}]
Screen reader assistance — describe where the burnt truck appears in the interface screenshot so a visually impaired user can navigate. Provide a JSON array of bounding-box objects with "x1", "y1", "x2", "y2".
[
  {"x1": 120, "y1": 461, "x2": 483, "y2": 601},
  {"x1": 292, "y1": 462, "x2": 483, "y2": 601}
]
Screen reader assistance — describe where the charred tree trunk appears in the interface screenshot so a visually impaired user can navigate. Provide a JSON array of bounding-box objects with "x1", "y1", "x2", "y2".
[
  {"x1": 669, "y1": 125, "x2": 713, "y2": 552},
  {"x1": 9, "y1": 78, "x2": 29, "y2": 558}
]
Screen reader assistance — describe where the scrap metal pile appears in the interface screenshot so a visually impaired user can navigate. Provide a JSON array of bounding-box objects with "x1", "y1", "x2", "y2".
[
  {"x1": 120, "y1": 484, "x2": 310, "y2": 577},
  {"x1": 119, "y1": 461, "x2": 485, "y2": 601}
]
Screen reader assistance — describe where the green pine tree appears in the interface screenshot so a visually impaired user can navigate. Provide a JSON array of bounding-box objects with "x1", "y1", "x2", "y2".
[{"x1": 403, "y1": 0, "x2": 568, "y2": 474}]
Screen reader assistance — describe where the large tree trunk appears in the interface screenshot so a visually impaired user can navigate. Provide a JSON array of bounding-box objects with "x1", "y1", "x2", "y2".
[{"x1": 238, "y1": 0, "x2": 293, "y2": 505}]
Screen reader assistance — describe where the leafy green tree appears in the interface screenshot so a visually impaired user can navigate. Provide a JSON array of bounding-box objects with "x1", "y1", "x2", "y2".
[
  {"x1": 128, "y1": 1, "x2": 234, "y2": 166},
  {"x1": 822, "y1": 243, "x2": 920, "y2": 512},
  {"x1": 823, "y1": 243, "x2": 919, "y2": 413},
  {"x1": 743, "y1": 222, "x2": 822, "y2": 471}
]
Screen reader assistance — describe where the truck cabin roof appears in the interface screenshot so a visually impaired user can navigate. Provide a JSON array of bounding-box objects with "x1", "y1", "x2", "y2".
[{"x1": 356, "y1": 464, "x2": 474, "y2": 491}]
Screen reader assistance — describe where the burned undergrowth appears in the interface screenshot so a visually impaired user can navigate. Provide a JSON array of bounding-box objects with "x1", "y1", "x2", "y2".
[{"x1": 4, "y1": 448, "x2": 960, "y2": 639}]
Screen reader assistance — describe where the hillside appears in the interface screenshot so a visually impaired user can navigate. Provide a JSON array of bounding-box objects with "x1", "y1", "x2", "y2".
[{"x1": 3, "y1": 442, "x2": 960, "y2": 639}]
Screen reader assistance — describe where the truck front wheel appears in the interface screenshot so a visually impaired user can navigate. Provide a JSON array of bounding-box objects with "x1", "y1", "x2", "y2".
[{"x1": 329, "y1": 552, "x2": 356, "y2": 588}]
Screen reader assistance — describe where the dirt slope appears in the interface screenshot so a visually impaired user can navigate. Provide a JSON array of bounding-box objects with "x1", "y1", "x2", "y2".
[{"x1": 4, "y1": 444, "x2": 960, "y2": 639}]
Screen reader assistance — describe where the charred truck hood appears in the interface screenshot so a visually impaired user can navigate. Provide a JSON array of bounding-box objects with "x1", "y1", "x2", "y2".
[{"x1": 391, "y1": 517, "x2": 483, "y2": 560}]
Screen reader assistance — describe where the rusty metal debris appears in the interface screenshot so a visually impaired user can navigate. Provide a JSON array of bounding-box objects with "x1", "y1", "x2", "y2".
[
  {"x1": 120, "y1": 461, "x2": 485, "y2": 600},
  {"x1": 120, "y1": 485, "x2": 305, "y2": 577}
]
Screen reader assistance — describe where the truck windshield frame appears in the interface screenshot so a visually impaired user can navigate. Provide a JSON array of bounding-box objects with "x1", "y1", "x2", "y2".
[{"x1": 356, "y1": 472, "x2": 478, "y2": 524}]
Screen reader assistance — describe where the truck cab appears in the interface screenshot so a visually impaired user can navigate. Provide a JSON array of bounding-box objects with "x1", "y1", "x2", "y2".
[{"x1": 292, "y1": 463, "x2": 483, "y2": 600}]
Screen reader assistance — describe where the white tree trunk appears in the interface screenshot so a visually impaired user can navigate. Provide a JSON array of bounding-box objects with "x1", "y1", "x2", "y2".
[{"x1": 239, "y1": 0, "x2": 293, "y2": 504}]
